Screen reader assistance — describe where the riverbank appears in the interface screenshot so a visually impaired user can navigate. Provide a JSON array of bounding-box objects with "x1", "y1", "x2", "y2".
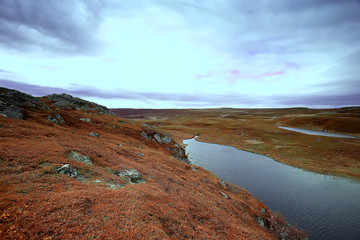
[
  {"x1": 1, "y1": 88, "x2": 306, "y2": 239},
  {"x1": 112, "y1": 108, "x2": 360, "y2": 181}
]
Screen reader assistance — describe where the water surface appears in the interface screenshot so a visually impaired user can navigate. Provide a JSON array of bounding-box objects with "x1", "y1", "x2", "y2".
[
  {"x1": 279, "y1": 126, "x2": 358, "y2": 139},
  {"x1": 184, "y1": 137, "x2": 360, "y2": 240}
]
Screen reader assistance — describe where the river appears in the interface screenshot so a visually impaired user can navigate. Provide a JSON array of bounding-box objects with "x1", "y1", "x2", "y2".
[{"x1": 183, "y1": 137, "x2": 360, "y2": 240}]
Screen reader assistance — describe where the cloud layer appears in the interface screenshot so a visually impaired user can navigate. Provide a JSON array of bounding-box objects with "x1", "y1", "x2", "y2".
[{"x1": 0, "y1": 0, "x2": 359, "y2": 108}]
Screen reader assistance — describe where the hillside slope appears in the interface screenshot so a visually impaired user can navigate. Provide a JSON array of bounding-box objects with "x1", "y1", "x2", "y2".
[{"x1": 0, "y1": 88, "x2": 305, "y2": 239}]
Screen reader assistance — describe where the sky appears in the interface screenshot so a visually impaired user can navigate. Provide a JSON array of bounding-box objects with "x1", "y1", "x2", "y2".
[{"x1": 0, "y1": 0, "x2": 360, "y2": 109}]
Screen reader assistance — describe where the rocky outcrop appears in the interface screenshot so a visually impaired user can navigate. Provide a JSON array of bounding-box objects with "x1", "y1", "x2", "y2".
[
  {"x1": 0, "y1": 87, "x2": 47, "y2": 119},
  {"x1": 114, "y1": 169, "x2": 143, "y2": 183},
  {"x1": 141, "y1": 127, "x2": 190, "y2": 164},
  {"x1": 154, "y1": 133, "x2": 172, "y2": 144},
  {"x1": 44, "y1": 93, "x2": 116, "y2": 116}
]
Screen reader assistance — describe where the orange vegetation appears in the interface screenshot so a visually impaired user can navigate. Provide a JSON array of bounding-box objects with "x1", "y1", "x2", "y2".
[
  {"x1": 0, "y1": 97, "x2": 306, "y2": 239},
  {"x1": 112, "y1": 107, "x2": 360, "y2": 181}
]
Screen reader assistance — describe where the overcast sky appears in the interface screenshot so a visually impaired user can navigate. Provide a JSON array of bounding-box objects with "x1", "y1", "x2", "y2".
[{"x1": 1, "y1": 0, "x2": 360, "y2": 108}]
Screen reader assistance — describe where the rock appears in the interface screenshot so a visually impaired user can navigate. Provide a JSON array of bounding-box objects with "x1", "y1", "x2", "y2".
[
  {"x1": 168, "y1": 144, "x2": 190, "y2": 164},
  {"x1": 68, "y1": 151, "x2": 92, "y2": 165},
  {"x1": 220, "y1": 191, "x2": 229, "y2": 199},
  {"x1": 44, "y1": 93, "x2": 116, "y2": 115},
  {"x1": 47, "y1": 114, "x2": 65, "y2": 125},
  {"x1": 56, "y1": 164, "x2": 81, "y2": 179},
  {"x1": 52, "y1": 101, "x2": 72, "y2": 109},
  {"x1": 256, "y1": 217, "x2": 265, "y2": 228},
  {"x1": 1, "y1": 105, "x2": 24, "y2": 119},
  {"x1": 114, "y1": 169, "x2": 143, "y2": 183},
  {"x1": 154, "y1": 133, "x2": 172, "y2": 144},
  {"x1": 219, "y1": 179, "x2": 227, "y2": 188},
  {"x1": 142, "y1": 123, "x2": 152, "y2": 130},
  {"x1": 135, "y1": 152, "x2": 144, "y2": 157},
  {"x1": 261, "y1": 207, "x2": 266, "y2": 213},
  {"x1": 191, "y1": 166, "x2": 197, "y2": 172},
  {"x1": 0, "y1": 87, "x2": 47, "y2": 114},
  {"x1": 141, "y1": 131, "x2": 149, "y2": 139},
  {"x1": 80, "y1": 118, "x2": 91, "y2": 122},
  {"x1": 89, "y1": 132, "x2": 101, "y2": 137}
]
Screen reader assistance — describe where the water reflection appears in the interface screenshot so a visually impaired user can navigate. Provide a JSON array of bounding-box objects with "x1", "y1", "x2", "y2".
[{"x1": 184, "y1": 138, "x2": 360, "y2": 240}]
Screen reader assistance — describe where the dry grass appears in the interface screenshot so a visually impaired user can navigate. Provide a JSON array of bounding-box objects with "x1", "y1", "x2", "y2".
[
  {"x1": 0, "y1": 102, "x2": 290, "y2": 239},
  {"x1": 112, "y1": 107, "x2": 360, "y2": 181}
]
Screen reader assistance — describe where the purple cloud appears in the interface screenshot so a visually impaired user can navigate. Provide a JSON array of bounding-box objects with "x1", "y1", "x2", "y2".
[{"x1": 1, "y1": 78, "x2": 359, "y2": 108}]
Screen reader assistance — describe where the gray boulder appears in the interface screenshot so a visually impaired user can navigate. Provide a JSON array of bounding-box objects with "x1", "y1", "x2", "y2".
[
  {"x1": 68, "y1": 151, "x2": 92, "y2": 165},
  {"x1": 56, "y1": 164, "x2": 81, "y2": 179},
  {"x1": 47, "y1": 114, "x2": 65, "y2": 125},
  {"x1": 114, "y1": 169, "x2": 143, "y2": 183},
  {"x1": 1, "y1": 105, "x2": 24, "y2": 119},
  {"x1": 154, "y1": 133, "x2": 172, "y2": 144},
  {"x1": 45, "y1": 93, "x2": 116, "y2": 115},
  {"x1": 89, "y1": 132, "x2": 101, "y2": 137},
  {"x1": 52, "y1": 101, "x2": 72, "y2": 110},
  {"x1": 0, "y1": 87, "x2": 47, "y2": 111}
]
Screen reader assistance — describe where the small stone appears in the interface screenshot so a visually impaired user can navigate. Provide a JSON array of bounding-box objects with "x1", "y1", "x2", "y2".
[
  {"x1": 191, "y1": 166, "x2": 197, "y2": 172},
  {"x1": 56, "y1": 164, "x2": 81, "y2": 179},
  {"x1": 261, "y1": 207, "x2": 266, "y2": 213},
  {"x1": 220, "y1": 191, "x2": 228, "y2": 199},
  {"x1": 89, "y1": 132, "x2": 101, "y2": 137},
  {"x1": 141, "y1": 131, "x2": 149, "y2": 139},
  {"x1": 135, "y1": 152, "x2": 144, "y2": 157},
  {"x1": 256, "y1": 217, "x2": 265, "y2": 228},
  {"x1": 80, "y1": 118, "x2": 91, "y2": 122},
  {"x1": 219, "y1": 179, "x2": 227, "y2": 188}
]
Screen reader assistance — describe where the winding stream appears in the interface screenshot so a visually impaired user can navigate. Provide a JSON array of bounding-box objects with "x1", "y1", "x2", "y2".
[
  {"x1": 278, "y1": 126, "x2": 359, "y2": 139},
  {"x1": 183, "y1": 137, "x2": 360, "y2": 240}
]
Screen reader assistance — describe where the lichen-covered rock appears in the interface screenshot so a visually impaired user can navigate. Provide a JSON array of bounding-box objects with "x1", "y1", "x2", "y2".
[
  {"x1": 1, "y1": 105, "x2": 24, "y2": 119},
  {"x1": 0, "y1": 87, "x2": 47, "y2": 111},
  {"x1": 0, "y1": 87, "x2": 47, "y2": 119},
  {"x1": 141, "y1": 131, "x2": 149, "y2": 139},
  {"x1": 52, "y1": 101, "x2": 72, "y2": 109},
  {"x1": 80, "y1": 118, "x2": 91, "y2": 122},
  {"x1": 68, "y1": 151, "x2": 92, "y2": 165},
  {"x1": 44, "y1": 93, "x2": 116, "y2": 115},
  {"x1": 114, "y1": 169, "x2": 143, "y2": 183},
  {"x1": 89, "y1": 132, "x2": 101, "y2": 137},
  {"x1": 56, "y1": 164, "x2": 81, "y2": 179},
  {"x1": 47, "y1": 114, "x2": 65, "y2": 125},
  {"x1": 154, "y1": 133, "x2": 172, "y2": 144}
]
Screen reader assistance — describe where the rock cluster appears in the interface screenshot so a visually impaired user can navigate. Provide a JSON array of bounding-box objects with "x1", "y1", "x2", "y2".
[
  {"x1": 114, "y1": 169, "x2": 143, "y2": 183},
  {"x1": 44, "y1": 93, "x2": 116, "y2": 116},
  {"x1": 141, "y1": 128, "x2": 190, "y2": 163},
  {"x1": 0, "y1": 87, "x2": 47, "y2": 119}
]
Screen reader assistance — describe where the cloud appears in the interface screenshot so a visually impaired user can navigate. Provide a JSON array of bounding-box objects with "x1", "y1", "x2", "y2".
[
  {"x1": 0, "y1": 0, "x2": 111, "y2": 54},
  {"x1": 2, "y1": 79, "x2": 359, "y2": 108}
]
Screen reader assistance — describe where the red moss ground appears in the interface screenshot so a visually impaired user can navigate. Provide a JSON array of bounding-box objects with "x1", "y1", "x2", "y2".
[
  {"x1": 0, "y1": 100, "x2": 306, "y2": 239},
  {"x1": 112, "y1": 107, "x2": 360, "y2": 181}
]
